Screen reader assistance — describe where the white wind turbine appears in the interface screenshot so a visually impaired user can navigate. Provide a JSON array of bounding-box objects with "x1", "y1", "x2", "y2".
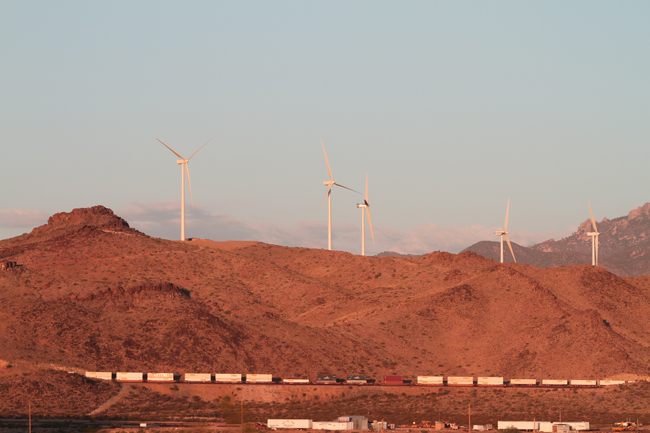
[
  {"x1": 356, "y1": 173, "x2": 374, "y2": 256},
  {"x1": 319, "y1": 140, "x2": 358, "y2": 251},
  {"x1": 587, "y1": 201, "x2": 600, "y2": 266},
  {"x1": 494, "y1": 198, "x2": 516, "y2": 263},
  {"x1": 156, "y1": 138, "x2": 211, "y2": 241}
]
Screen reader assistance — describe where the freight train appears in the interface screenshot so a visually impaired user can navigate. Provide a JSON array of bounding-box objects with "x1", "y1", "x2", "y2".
[{"x1": 84, "y1": 372, "x2": 636, "y2": 388}]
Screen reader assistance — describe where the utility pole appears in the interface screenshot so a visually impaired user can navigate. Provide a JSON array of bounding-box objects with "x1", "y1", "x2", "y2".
[
  {"x1": 29, "y1": 402, "x2": 31, "y2": 433},
  {"x1": 241, "y1": 400, "x2": 244, "y2": 433},
  {"x1": 468, "y1": 403, "x2": 471, "y2": 433}
]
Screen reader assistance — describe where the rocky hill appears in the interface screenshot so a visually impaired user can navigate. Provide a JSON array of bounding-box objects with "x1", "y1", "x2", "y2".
[
  {"x1": 462, "y1": 203, "x2": 650, "y2": 277},
  {"x1": 2, "y1": 205, "x2": 650, "y2": 385}
]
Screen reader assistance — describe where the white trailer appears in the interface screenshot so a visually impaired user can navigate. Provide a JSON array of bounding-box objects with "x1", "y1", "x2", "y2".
[
  {"x1": 247, "y1": 373, "x2": 273, "y2": 383},
  {"x1": 85, "y1": 371, "x2": 112, "y2": 381},
  {"x1": 417, "y1": 376, "x2": 444, "y2": 385},
  {"x1": 541, "y1": 379, "x2": 568, "y2": 386},
  {"x1": 563, "y1": 422, "x2": 589, "y2": 431},
  {"x1": 283, "y1": 378, "x2": 310, "y2": 384},
  {"x1": 600, "y1": 379, "x2": 625, "y2": 385},
  {"x1": 498, "y1": 421, "x2": 537, "y2": 431},
  {"x1": 184, "y1": 373, "x2": 211, "y2": 382},
  {"x1": 116, "y1": 372, "x2": 143, "y2": 382},
  {"x1": 478, "y1": 376, "x2": 503, "y2": 386},
  {"x1": 148, "y1": 372, "x2": 174, "y2": 382},
  {"x1": 214, "y1": 373, "x2": 242, "y2": 383},
  {"x1": 447, "y1": 376, "x2": 473, "y2": 385},
  {"x1": 570, "y1": 379, "x2": 597, "y2": 386},
  {"x1": 510, "y1": 378, "x2": 537, "y2": 386},
  {"x1": 313, "y1": 421, "x2": 354, "y2": 430},
  {"x1": 268, "y1": 419, "x2": 313, "y2": 429}
]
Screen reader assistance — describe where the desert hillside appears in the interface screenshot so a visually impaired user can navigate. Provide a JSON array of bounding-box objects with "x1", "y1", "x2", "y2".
[{"x1": 1, "y1": 206, "x2": 650, "y2": 381}]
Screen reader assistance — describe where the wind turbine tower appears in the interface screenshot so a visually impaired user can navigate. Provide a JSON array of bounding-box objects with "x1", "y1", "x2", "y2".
[
  {"x1": 319, "y1": 140, "x2": 358, "y2": 250},
  {"x1": 156, "y1": 138, "x2": 211, "y2": 241},
  {"x1": 494, "y1": 198, "x2": 516, "y2": 263},
  {"x1": 356, "y1": 173, "x2": 374, "y2": 256},
  {"x1": 587, "y1": 201, "x2": 600, "y2": 266}
]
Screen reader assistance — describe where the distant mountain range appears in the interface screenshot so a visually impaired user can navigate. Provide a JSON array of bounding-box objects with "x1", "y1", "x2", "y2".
[{"x1": 461, "y1": 202, "x2": 650, "y2": 277}]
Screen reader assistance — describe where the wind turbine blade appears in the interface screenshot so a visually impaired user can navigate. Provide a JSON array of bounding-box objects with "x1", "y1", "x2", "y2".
[
  {"x1": 321, "y1": 139, "x2": 333, "y2": 181},
  {"x1": 333, "y1": 182, "x2": 360, "y2": 194},
  {"x1": 319, "y1": 185, "x2": 332, "y2": 211},
  {"x1": 505, "y1": 234, "x2": 516, "y2": 263},
  {"x1": 588, "y1": 201, "x2": 598, "y2": 232},
  {"x1": 156, "y1": 138, "x2": 185, "y2": 160},
  {"x1": 365, "y1": 173, "x2": 369, "y2": 202},
  {"x1": 188, "y1": 139, "x2": 212, "y2": 161},
  {"x1": 186, "y1": 163, "x2": 194, "y2": 207},
  {"x1": 504, "y1": 198, "x2": 510, "y2": 232},
  {"x1": 366, "y1": 207, "x2": 375, "y2": 244}
]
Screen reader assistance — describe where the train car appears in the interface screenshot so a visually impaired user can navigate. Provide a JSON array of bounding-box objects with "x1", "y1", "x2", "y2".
[
  {"x1": 282, "y1": 378, "x2": 310, "y2": 384},
  {"x1": 214, "y1": 374, "x2": 242, "y2": 383},
  {"x1": 116, "y1": 372, "x2": 143, "y2": 382},
  {"x1": 509, "y1": 379, "x2": 537, "y2": 386},
  {"x1": 85, "y1": 372, "x2": 112, "y2": 381},
  {"x1": 478, "y1": 377, "x2": 503, "y2": 386},
  {"x1": 246, "y1": 374, "x2": 273, "y2": 383},
  {"x1": 541, "y1": 379, "x2": 568, "y2": 386},
  {"x1": 346, "y1": 375, "x2": 367, "y2": 384},
  {"x1": 147, "y1": 373, "x2": 174, "y2": 382},
  {"x1": 447, "y1": 376, "x2": 474, "y2": 386},
  {"x1": 570, "y1": 379, "x2": 597, "y2": 387},
  {"x1": 600, "y1": 379, "x2": 625, "y2": 386},
  {"x1": 184, "y1": 373, "x2": 211, "y2": 382},
  {"x1": 383, "y1": 375, "x2": 403, "y2": 385},
  {"x1": 316, "y1": 375, "x2": 337, "y2": 384},
  {"x1": 416, "y1": 376, "x2": 444, "y2": 386}
]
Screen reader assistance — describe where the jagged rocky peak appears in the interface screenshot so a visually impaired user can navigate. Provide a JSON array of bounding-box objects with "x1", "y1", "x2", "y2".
[
  {"x1": 628, "y1": 203, "x2": 650, "y2": 221},
  {"x1": 32, "y1": 205, "x2": 141, "y2": 235}
]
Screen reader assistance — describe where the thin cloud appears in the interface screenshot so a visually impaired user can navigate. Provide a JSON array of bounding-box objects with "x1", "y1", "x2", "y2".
[
  {"x1": 118, "y1": 201, "x2": 574, "y2": 255},
  {"x1": 0, "y1": 209, "x2": 48, "y2": 228}
]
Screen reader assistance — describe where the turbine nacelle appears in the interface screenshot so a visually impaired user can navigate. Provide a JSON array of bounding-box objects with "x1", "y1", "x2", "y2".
[
  {"x1": 323, "y1": 180, "x2": 335, "y2": 186},
  {"x1": 177, "y1": 159, "x2": 187, "y2": 165},
  {"x1": 494, "y1": 230, "x2": 506, "y2": 236}
]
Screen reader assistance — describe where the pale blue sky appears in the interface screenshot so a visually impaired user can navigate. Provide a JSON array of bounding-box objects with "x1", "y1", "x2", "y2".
[{"x1": 1, "y1": 1, "x2": 649, "y2": 255}]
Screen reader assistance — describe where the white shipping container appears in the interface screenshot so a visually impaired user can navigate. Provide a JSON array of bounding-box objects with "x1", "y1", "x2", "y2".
[
  {"x1": 268, "y1": 419, "x2": 313, "y2": 429},
  {"x1": 570, "y1": 379, "x2": 597, "y2": 386},
  {"x1": 538, "y1": 422, "x2": 555, "y2": 432},
  {"x1": 600, "y1": 379, "x2": 625, "y2": 385},
  {"x1": 510, "y1": 379, "x2": 537, "y2": 386},
  {"x1": 562, "y1": 422, "x2": 589, "y2": 431},
  {"x1": 542, "y1": 379, "x2": 568, "y2": 386},
  {"x1": 116, "y1": 372, "x2": 143, "y2": 382},
  {"x1": 313, "y1": 422, "x2": 354, "y2": 430},
  {"x1": 247, "y1": 373, "x2": 273, "y2": 383},
  {"x1": 184, "y1": 373, "x2": 211, "y2": 382},
  {"x1": 85, "y1": 372, "x2": 112, "y2": 381},
  {"x1": 498, "y1": 421, "x2": 536, "y2": 431},
  {"x1": 447, "y1": 376, "x2": 473, "y2": 385},
  {"x1": 214, "y1": 374, "x2": 242, "y2": 383},
  {"x1": 478, "y1": 377, "x2": 503, "y2": 386},
  {"x1": 148, "y1": 372, "x2": 174, "y2": 382},
  {"x1": 417, "y1": 376, "x2": 444, "y2": 385},
  {"x1": 283, "y1": 378, "x2": 310, "y2": 384}
]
